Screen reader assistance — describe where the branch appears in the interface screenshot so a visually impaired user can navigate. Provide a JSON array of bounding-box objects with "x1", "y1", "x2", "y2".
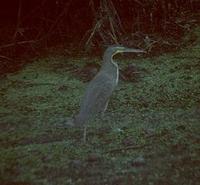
[
  {"x1": 0, "y1": 55, "x2": 14, "y2": 62},
  {"x1": 0, "y1": 40, "x2": 37, "y2": 50},
  {"x1": 13, "y1": 0, "x2": 22, "y2": 40},
  {"x1": 85, "y1": 20, "x2": 102, "y2": 49}
]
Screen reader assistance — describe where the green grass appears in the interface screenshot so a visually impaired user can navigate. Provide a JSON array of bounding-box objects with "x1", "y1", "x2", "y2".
[{"x1": 0, "y1": 28, "x2": 200, "y2": 185}]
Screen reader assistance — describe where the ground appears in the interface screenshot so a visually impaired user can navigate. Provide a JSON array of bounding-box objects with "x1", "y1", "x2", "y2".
[{"x1": 0, "y1": 28, "x2": 200, "y2": 185}]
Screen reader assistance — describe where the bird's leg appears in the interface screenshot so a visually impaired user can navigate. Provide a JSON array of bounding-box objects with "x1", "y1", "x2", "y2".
[
  {"x1": 101, "y1": 101, "x2": 109, "y2": 118},
  {"x1": 83, "y1": 126, "x2": 87, "y2": 143}
]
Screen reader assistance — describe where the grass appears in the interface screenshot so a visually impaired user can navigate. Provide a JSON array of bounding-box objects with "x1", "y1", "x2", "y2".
[{"x1": 0, "y1": 28, "x2": 200, "y2": 185}]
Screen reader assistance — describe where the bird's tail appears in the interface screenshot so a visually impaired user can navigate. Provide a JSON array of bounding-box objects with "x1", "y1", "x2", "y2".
[{"x1": 73, "y1": 114, "x2": 88, "y2": 127}]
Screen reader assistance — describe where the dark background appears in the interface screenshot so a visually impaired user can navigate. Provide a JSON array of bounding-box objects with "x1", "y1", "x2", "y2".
[{"x1": 0, "y1": 0, "x2": 199, "y2": 73}]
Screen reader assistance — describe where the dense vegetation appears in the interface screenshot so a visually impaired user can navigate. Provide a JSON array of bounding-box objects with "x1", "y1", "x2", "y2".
[{"x1": 0, "y1": 0, "x2": 199, "y2": 60}]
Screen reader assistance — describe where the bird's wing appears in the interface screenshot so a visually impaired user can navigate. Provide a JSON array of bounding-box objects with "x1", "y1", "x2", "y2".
[{"x1": 80, "y1": 74, "x2": 115, "y2": 114}]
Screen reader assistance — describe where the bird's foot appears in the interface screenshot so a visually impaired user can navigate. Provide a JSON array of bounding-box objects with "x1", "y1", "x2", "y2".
[{"x1": 54, "y1": 117, "x2": 75, "y2": 128}]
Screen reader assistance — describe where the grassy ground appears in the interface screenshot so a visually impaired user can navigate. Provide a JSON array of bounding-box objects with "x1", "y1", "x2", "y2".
[{"x1": 0, "y1": 28, "x2": 200, "y2": 185}]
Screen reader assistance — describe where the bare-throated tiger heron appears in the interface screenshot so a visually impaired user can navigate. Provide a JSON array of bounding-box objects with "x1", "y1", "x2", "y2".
[
  {"x1": 66, "y1": 46, "x2": 146, "y2": 142},
  {"x1": 68, "y1": 46, "x2": 145, "y2": 141}
]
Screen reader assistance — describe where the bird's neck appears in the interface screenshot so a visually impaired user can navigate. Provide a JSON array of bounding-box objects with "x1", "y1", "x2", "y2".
[{"x1": 102, "y1": 53, "x2": 118, "y2": 72}]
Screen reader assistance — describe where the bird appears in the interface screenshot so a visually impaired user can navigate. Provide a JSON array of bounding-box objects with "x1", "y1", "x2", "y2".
[{"x1": 67, "y1": 46, "x2": 146, "y2": 141}]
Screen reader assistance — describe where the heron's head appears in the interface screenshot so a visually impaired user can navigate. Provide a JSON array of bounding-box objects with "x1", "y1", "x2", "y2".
[{"x1": 105, "y1": 45, "x2": 146, "y2": 58}]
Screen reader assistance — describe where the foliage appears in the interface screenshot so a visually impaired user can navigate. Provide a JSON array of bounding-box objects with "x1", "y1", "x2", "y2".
[{"x1": 0, "y1": 0, "x2": 199, "y2": 59}]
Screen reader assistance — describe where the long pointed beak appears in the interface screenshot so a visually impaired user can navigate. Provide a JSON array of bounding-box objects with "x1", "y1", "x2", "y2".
[{"x1": 123, "y1": 48, "x2": 146, "y2": 53}]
